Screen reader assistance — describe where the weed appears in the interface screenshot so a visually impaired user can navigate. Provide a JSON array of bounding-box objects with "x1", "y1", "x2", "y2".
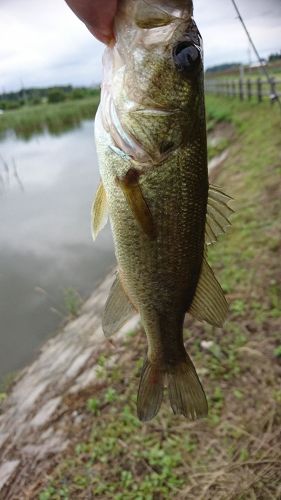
[
  {"x1": 273, "y1": 346, "x2": 281, "y2": 358},
  {"x1": 0, "y1": 392, "x2": 7, "y2": 406},
  {"x1": 86, "y1": 398, "x2": 100, "y2": 416},
  {"x1": 63, "y1": 288, "x2": 82, "y2": 318},
  {"x1": 104, "y1": 387, "x2": 118, "y2": 403},
  {"x1": 0, "y1": 97, "x2": 99, "y2": 140}
]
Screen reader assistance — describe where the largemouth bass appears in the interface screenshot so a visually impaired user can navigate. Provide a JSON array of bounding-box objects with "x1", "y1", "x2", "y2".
[{"x1": 92, "y1": 0, "x2": 233, "y2": 421}]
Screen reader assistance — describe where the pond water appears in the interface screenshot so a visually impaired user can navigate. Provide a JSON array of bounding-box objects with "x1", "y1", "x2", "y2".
[{"x1": 0, "y1": 122, "x2": 115, "y2": 383}]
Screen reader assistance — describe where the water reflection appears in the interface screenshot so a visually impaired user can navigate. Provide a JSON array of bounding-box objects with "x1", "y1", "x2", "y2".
[
  {"x1": 0, "y1": 121, "x2": 115, "y2": 382},
  {"x1": 0, "y1": 98, "x2": 98, "y2": 142}
]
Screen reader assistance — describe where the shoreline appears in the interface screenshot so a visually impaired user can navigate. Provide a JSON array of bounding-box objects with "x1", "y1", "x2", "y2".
[
  {"x1": 0, "y1": 137, "x2": 230, "y2": 494},
  {"x1": 0, "y1": 272, "x2": 139, "y2": 493}
]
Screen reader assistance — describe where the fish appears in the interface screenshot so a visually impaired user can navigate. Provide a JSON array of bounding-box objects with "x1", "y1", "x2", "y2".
[{"x1": 92, "y1": 0, "x2": 233, "y2": 422}]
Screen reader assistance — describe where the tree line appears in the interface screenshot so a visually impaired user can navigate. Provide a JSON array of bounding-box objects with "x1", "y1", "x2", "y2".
[{"x1": 0, "y1": 86, "x2": 100, "y2": 111}]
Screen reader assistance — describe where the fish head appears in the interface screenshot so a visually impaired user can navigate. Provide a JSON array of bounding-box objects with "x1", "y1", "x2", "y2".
[{"x1": 102, "y1": 0, "x2": 205, "y2": 164}]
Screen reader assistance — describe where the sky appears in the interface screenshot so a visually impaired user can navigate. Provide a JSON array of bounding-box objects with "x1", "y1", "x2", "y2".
[{"x1": 0, "y1": 0, "x2": 280, "y2": 92}]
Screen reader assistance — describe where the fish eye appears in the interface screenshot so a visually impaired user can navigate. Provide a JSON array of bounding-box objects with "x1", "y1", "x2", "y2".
[{"x1": 173, "y1": 42, "x2": 201, "y2": 74}]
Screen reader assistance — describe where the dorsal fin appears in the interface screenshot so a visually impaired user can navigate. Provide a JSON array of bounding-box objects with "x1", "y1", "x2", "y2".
[
  {"x1": 205, "y1": 184, "x2": 234, "y2": 245},
  {"x1": 189, "y1": 257, "x2": 228, "y2": 327}
]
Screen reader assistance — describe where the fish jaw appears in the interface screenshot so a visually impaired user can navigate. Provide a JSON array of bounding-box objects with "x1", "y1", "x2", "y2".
[{"x1": 100, "y1": 3, "x2": 204, "y2": 165}]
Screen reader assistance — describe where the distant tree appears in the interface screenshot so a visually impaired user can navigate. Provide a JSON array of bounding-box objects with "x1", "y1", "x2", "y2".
[
  {"x1": 87, "y1": 87, "x2": 101, "y2": 97},
  {"x1": 268, "y1": 52, "x2": 281, "y2": 62},
  {"x1": 30, "y1": 97, "x2": 41, "y2": 105},
  {"x1": 206, "y1": 63, "x2": 241, "y2": 73},
  {"x1": 47, "y1": 88, "x2": 66, "y2": 104},
  {"x1": 70, "y1": 88, "x2": 85, "y2": 100},
  {"x1": 0, "y1": 100, "x2": 22, "y2": 110}
]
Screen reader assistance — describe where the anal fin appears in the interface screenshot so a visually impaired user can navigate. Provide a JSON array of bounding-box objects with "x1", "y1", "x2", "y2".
[
  {"x1": 91, "y1": 181, "x2": 108, "y2": 240},
  {"x1": 206, "y1": 184, "x2": 234, "y2": 245},
  {"x1": 189, "y1": 257, "x2": 228, "y2": 327},
  {"x1": 102, "y1": 272, "x2": 136, "y2": 337}
]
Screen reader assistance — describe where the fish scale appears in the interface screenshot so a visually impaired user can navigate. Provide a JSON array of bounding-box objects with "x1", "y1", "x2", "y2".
[{"x1": 92, "y1": 0, "x2": 233, "y2": 421}]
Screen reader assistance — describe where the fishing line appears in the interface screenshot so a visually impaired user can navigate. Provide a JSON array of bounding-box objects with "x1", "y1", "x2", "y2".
[{"x1": 230, "y1": 0, "x2": 281, "y2": 112}]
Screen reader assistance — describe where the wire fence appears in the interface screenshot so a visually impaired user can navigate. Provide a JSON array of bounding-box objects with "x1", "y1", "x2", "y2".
[{"x1": 205, "y1": 77, "x2": 281, "y2": 104}]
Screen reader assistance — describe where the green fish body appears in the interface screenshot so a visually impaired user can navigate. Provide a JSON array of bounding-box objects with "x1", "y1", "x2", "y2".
[{"x1": 92, "y1": 0, "x2": 233, "y2": 421}]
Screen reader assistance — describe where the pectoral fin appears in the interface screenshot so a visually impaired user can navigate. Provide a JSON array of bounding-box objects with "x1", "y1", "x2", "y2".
[
  {"x1": 205, "y1": 184, "x2": 234, "y2": 245},
  {"x1": 91, "y1": 181, "x2": 108, "y2": 241},
  {"x1": 117, "y1": 168, "x2": 156, "y2": 239},
  {"x1": 189, "y1": 257, "x2": 228, "y2": 327},
  {"x1": 102, "y1": 273, "x2": 136, "y2": 337}
]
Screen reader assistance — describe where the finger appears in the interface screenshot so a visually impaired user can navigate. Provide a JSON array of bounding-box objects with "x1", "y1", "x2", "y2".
[{"x1": 65, "y1": 0, "x2": 118, "y2": 43}]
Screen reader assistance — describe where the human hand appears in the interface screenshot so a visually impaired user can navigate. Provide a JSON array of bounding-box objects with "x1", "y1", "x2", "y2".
[{"x1": 65, "y1": 0, "x2": 118, "y2": 44}]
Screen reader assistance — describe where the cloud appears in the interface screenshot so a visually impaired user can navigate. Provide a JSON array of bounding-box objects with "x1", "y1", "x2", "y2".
[
  {"x1": 195, "y1": 0, "x2": 281, "y2": 66},
  {"x1": 0, "y1": 0, "x2": 104, "y2": 91},
  {"x1": 0, "y1": 0, "x2": 280, "y2": 91}
]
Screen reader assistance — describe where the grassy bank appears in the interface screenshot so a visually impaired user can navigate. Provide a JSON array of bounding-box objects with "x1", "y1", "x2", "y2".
[
  {"x1": 35, "y1": 97, "x2": 281, "y2": 499},
  {"x1": 0, "y1": 96, "x2": 100, "y2": 140}
]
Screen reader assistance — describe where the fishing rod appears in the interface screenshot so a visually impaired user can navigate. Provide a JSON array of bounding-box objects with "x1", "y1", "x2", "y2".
[{"x1": 231, "y1": 0, "x2": 281, "y2": 111}]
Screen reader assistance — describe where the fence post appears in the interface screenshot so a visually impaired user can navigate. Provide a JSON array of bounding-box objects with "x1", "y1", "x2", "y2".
[
  {"x1": 269, "y1": 77, "x2": 277, "y2": 104},
  {"x1": 247, "y1": 79, "x2": 252, "y2": 100},
  {"x1": 232, "y1": 80, "x2": 236, "y2": 98},
  {"x1": 225, "y1": 80, "x2": 228, "y2": 97},
  {"x1": 239, "y1": 79, "x2": 244, "y2": 100},
  {"x1": 257, "y1": 78, "x2": 262, "y2": 103},
  {"x1": 216, "y1": 81, "x2": 220, "y2": 97},
  {"x1": 227, "y1": 80, "x2": 231, "y2": 97}
]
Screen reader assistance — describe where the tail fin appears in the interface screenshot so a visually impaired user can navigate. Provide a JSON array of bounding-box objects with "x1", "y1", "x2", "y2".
[
  {"x1": 137, "y1": 355, "x2": 208, "y2": 422},
  {"x1": 167, "y1": 355, "x2": 208, "y2": 420},
  {"x1": 137, "y1": 358, "x2": 164, "y2": 422}
]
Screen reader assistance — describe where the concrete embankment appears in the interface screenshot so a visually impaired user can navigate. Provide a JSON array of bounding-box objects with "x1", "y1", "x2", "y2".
[{"x1": 0, "y1": 273, "x2": 138, "y2": 497}]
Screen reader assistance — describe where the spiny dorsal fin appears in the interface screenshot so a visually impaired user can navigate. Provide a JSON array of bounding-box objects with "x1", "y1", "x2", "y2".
[
  {"x1": 117, "y1": 168, "x2": 156, "y2": 239},
  {"x1": 91, "y1": 181, "x2": 108, "y2": 241},
  {"x1": 189, "y1": 257, "x2": 228, "y2": 327},
  {"x1": 102, "y1": 273, "x2": 136, "y2": 337},
  {"x1": 205, "y1": 184, "x2": 234, "y2": 245}
]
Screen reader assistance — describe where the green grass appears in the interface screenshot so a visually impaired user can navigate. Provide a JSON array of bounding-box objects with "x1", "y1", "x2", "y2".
[
  {"x1": 205, "y1": 65, "x2": 281, "y2": 105},
  {"x1": 63, "y1": 288, "x2": 82, "y2": 318},
  {"x1": 205, "y1": 65, "x2": 281, "y2": 81},
  {"x1": 0, "y1": 96, "x2": 100, "y2": 140},
  {"x1": 33, "y1": 97, "x2": 281, "y2": 499}
]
